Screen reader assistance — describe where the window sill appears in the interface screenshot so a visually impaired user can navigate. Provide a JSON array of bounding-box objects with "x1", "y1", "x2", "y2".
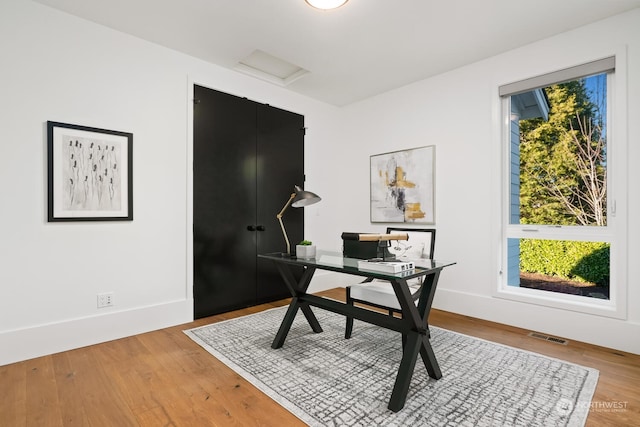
[{"x1": 494, "y1": 284, "x2": 626, "y2": 320}]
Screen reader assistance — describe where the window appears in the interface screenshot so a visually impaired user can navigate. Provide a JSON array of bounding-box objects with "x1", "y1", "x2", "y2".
[{"x1": 499, "y1": 57, "x2": 627, "y2": 318}]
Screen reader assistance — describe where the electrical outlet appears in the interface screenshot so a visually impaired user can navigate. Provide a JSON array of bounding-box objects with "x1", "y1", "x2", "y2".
[{"x1": 97, "y1": 292, "x2": 114, "y2": 308}]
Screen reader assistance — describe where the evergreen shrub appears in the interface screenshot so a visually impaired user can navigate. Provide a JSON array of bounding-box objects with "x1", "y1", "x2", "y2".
[{"x1": 520, "y1": 239, "x2": 610, "y2": 285}]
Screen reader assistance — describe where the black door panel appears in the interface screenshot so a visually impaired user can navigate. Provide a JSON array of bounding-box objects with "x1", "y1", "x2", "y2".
[{"x1": 193, "y1": 86, "x2": 304, "y2": 317}]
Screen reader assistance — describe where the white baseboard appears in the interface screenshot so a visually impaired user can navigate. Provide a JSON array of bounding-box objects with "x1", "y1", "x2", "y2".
[
  {"x1": 291, "y1": 274, "x2": 640, "y2": 355},
  {"x1": 0, "y1": 299, "x2": 193, "y2": 366},
  {"x1": 8, "y1": 285, "x2": 634, "y2": 367},
  {"x1": 434, "y1": 288, "x2": 640, "y2": 355}
]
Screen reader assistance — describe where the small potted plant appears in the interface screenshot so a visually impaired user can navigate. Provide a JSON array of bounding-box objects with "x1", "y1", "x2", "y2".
[{"x1": 296, "y1": 239, "x2": 316, "y2": 259}]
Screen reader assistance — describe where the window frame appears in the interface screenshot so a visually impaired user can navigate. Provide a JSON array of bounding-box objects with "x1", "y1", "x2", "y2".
[{"x1": 496, "y1": 55, "x2": 628, "y2": 320}]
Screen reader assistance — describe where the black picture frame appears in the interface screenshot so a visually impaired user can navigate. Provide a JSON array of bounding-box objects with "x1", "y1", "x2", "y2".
[{"x1": 47, "y1": 121, "x2": 133, "y2": 222}]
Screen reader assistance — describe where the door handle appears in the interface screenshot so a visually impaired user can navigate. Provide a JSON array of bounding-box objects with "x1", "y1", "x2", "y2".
[
  {"x1": 256, "y1": 225, "x2": 266, "y2": 231},
  {"x1": 247, "y1": 225, "x2": 256, "y2": 231}
]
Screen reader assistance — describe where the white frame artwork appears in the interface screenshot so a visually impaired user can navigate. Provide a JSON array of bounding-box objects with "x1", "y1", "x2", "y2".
[{"x1": 370, "y1": 145, "x2": 435, "y2": 224}]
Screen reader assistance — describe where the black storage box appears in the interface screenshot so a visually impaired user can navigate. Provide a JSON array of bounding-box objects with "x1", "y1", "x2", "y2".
[{"x1": 341, "y1": 232, "x2": 395, "y2": 260}]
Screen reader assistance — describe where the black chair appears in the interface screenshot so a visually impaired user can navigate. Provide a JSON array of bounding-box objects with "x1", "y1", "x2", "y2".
[{"x1": 345, "y1": 227, "x2": 436, "y2": 339}]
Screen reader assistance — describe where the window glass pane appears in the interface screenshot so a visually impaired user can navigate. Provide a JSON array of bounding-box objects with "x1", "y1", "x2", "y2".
[
  {"x1": 509, "y1": 73, "x2": 607, "y2": 226},
  {"x1": 507, "y1": 237, "x2": 610, "y2": 300}
]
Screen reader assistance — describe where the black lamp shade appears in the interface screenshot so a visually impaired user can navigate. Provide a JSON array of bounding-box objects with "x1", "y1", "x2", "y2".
[{"x1": 291, "y1": 185, "x2": 321, "y2": 208}]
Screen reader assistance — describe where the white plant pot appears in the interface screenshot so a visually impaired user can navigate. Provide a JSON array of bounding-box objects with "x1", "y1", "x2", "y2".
[{"x1": 296, "y1": 245, "x2": 316, "y2": 259}]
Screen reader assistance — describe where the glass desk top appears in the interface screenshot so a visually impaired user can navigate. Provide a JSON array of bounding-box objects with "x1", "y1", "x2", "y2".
[{"x1": 259, "y1": 250, "x2": 455, "y2": 281}]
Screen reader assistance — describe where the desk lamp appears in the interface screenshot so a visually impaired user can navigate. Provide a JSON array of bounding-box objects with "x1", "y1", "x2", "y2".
[{"x1": 277, "y1": 185, "x2": 321, "y2": 255}]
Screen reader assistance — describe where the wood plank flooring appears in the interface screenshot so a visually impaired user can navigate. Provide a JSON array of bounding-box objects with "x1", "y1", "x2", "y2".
[{"x1": 1, "y1": 288, "x2": 638, "y2": 426}]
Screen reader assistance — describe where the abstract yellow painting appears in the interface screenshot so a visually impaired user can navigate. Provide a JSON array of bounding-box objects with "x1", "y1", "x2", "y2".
[{"x1": 370, "y1": 146, "x2": 435, "y2": 223}]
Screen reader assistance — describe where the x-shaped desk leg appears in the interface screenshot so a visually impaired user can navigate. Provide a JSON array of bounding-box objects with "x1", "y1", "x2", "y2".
[
  {"x1": 387, "y1": 270, "x2": 442, "y2": 412},
  {"x1": 271, "y1": 263, "x2": 322, "y2": 349}
]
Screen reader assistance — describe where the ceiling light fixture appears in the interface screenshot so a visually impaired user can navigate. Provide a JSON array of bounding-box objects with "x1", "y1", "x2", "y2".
[{"x1": 305, "y1": 0, "x2": 349, "y2": 10}]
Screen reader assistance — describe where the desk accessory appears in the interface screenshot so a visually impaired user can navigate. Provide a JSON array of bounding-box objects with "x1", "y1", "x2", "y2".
[
  {"x1": 296, "y1": 240, "x2": 316, "y2": 259},
  {"x1": 357, "y1": 260, "x2": 415, "y2": 274},
  {"x1": 277, "y1": 185, "x2": 321, "y2": 255},
  {"x1": 341, "y1": 232, "x2": 408, "y2": 260}
]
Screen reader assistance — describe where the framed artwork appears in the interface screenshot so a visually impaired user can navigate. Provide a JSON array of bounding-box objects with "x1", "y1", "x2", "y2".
[
  {"x1": 47, "y1": 121, "x2": 133, "y2": 222},
  {"x1": 370, "y1": 145, "x2": 435, "y2": 224}
]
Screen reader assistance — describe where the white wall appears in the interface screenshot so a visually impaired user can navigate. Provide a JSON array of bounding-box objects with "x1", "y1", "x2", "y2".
[
  {"x1": 0, "y1": 0, "x2": 339, "y2": 366},
  {"x1": 2, "y1": 0, "x2": 638, "y2": 366},
  {"x1": 306, "y1": 9, "x2": 640, "y2": 354}
]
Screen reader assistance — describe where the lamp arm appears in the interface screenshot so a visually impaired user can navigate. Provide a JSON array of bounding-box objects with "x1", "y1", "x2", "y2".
[
  {"x1": 278, "y1": 216, "x2": 291, "y2": 255},
  {"x1": 276, "y1": 192, "x2": 296, "y2": 254},
  {"x1": 277, "y1": 192, "x2": 296, "y2": 219}
]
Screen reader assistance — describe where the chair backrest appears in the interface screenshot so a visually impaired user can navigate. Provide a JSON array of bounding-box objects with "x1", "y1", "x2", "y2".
[{"x1": 386, "y1": 227, "x2": 436, "y2": 260}]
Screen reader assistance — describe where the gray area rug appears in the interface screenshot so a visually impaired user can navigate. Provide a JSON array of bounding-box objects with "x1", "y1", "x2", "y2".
[{"x1": 185, "y1": 306, "x2": 598, "y2": 426}]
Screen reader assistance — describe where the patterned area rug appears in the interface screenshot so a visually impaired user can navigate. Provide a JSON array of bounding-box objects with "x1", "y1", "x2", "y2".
[{"x1": 185, "y1": 306, "x2": 598, "y2": 426}]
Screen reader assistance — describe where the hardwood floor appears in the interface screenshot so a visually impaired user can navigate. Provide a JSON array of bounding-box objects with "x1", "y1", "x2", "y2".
[{"x1": 1, "y1": 288, "x2": 638, "y2": 426}]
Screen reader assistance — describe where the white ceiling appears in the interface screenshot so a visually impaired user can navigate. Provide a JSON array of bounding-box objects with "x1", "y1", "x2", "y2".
[{"x1": 32, "y1": 0, "x2": 640, "y2": 106}]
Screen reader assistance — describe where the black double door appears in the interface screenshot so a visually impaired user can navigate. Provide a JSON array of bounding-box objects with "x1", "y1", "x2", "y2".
[{"x1": 193, "y1": 85, "x2": 305, "y2": 318}]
